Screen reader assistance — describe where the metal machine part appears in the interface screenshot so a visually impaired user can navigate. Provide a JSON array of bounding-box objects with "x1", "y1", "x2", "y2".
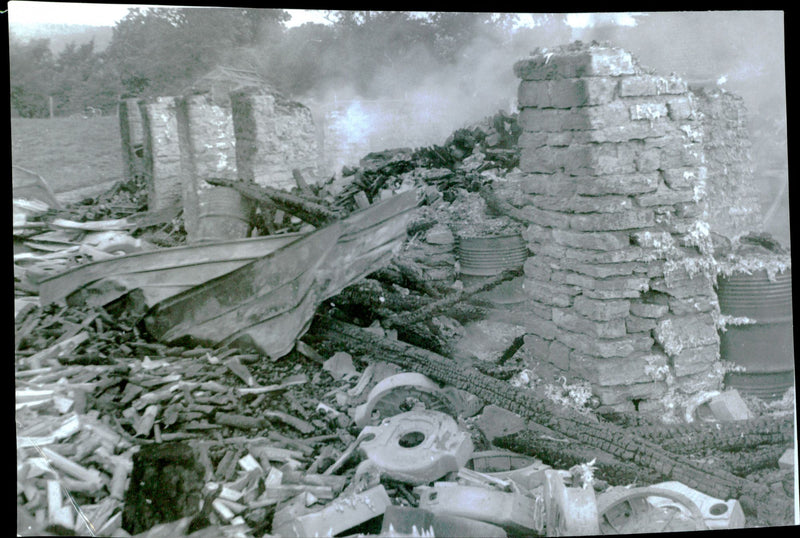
[
  {"x1": 353, "y1": 372, "x2": 456, "y2": 428},
  {"x1": 359, "y1": 409, "x2": 473, "y2": 486}
]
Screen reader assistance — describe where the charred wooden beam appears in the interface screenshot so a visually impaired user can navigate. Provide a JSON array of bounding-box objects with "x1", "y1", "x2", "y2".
[
  {"x1": 207, "y1": 177, "x2": 339, "y2": 227},
  {"x1": 309, "y1": 318, "x2": 773, "y2": 511}
]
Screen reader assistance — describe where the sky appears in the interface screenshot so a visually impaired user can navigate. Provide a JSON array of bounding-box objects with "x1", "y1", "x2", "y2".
[
  {"x1": 6, "y1": 2, "x2": 640, "y2": 29},
  {"x1": 7, "y1": 2, "x2": 336, "y2": 27}
]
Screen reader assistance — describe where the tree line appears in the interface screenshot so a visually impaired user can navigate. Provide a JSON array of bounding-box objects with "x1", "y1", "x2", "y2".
[{"x1": 9, "y1": 8, "x2": 529, "y2": 118}]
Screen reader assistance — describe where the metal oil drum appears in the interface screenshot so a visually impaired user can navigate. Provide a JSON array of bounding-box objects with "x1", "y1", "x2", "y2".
[
  {"x1": 196, "y1": 186, "x2": 251, "y2": 242},
  {"x1": 717, "y1": 269, "x2": 794, "y2": 400},
  {"x1": 456, "y1": 233, "x2": 527, "y2": 277}
]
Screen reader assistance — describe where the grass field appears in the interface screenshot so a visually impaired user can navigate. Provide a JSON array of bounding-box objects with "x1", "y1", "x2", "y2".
[{"x1": 11, "y1": 116, "x2": 124, "y2": 203}]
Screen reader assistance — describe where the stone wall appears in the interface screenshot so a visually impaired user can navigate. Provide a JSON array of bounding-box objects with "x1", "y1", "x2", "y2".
[
  {"x1": 175, "y1": 92, "x2": 239, "y2": 241},
  {"x1": 230, "y1": 88, "x2": 319, "y2": 191},
  {"x1": 501, "y1": 43, "x2": 725, "y2": 413},
  {"x1": 692, "y1": 86, "x2": 762, "y2": 240},
  {"x1": 139, "y1": 97, "x2": 182, "y2": 212},
  {"x1": 119, "y1": 98, "x2": 145, "y2": 182}
]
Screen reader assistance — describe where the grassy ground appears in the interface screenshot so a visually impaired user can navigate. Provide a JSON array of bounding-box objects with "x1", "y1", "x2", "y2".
[{"x1": 11, "y1": 116, "x2": 124, "y2": 203}]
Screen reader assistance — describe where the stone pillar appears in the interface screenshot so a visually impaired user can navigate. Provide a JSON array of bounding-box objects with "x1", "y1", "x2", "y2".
[
  {"x1": 231, "y1": 88, "x2": 319, "y2": 191},
  {"x1": 119, "y1": 98, "x2": 144, "y2": 182},
  {"x1": 175, "y1": 92, "x2": 239, "y2": 241},
  {"x1": 139, "y1": 97, "x2": 182, "y2": 212},
  {"x1": 692, "y1": 86, "x2": 762, "y2": 240},
  {"x1": 509, "y1": 43, "x2": 722, "y2": 414}
]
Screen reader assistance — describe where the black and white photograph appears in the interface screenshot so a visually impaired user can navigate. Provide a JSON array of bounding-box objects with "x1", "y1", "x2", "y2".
[{"x1": 11, "y1": 3, "x2": 796, "y2": 536}]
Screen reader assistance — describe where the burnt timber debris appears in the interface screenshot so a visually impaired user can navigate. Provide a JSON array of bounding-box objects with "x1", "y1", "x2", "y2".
[{"x1": 15, "y1": 42, "x2": 795, "y2": 537}]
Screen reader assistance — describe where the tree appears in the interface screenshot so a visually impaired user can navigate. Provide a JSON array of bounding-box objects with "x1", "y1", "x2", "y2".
[
  {"x1": 9, "y1": 36, "x2": 56, "y2": 117},
  {"x1": 106, "y1": 7, "x2": 289, "y2": 97}
]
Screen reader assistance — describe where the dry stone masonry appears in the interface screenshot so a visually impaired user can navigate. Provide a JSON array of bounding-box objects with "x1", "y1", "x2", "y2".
[
  {"x1": 230, "y1": 88, "x2": 319, "y2": 191},
  {"x1": 118, "y1": 97, "x2": 145, "y2": 183},
  {"x1": 505, "y1": 43, "x2": 725, "y2": 413},
  {"x1": 691, "y1": 86, "x2": 762, "y2": 240},
  {"x1": 138, "y1": 96, "x2": 182, "y2": 212},
  {"x1": 175, "y1": 92, "x2": 239, "y2": 241}
]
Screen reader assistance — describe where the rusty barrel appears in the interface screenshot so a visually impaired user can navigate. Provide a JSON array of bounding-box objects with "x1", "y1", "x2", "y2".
[
  {"x1": 196, "y1": 186, "x2": 251, "y2": 242},
  {"x1": 717, "y1": 269, "x2": 794, "y2": 400},
  {"x1": 456, "y1": 233, "x2": 527, "y2": 277}
]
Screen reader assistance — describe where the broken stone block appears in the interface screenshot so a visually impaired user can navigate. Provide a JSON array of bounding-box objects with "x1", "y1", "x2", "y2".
[
  {"x1": 626, "y1": 314, "x2": 658, "y2": 333},
  {"x1": 618, "y1": 75, "x2": 688, "y2": 97},
  {"x1": 522, "y1": 279, "x2": 579, "y2": 308},
  {"x1": 662, "y1": 167, "x2": 706, "y2": 190},
  {"x1": 570, "y1": 350, "x2": 667, "y2": 386},
  {"x1": 425, "y1": 224, "x2": 455, "y2": 245},
  {"x1": 575, "y1": 171, "x2": 660, "y2": 196},
  {"x1": 668, "y1": 295, "x2": 717, "y2": 315},
  {"x1": 629, "y1": 102, "x2": 669, "y2": 121},
  {"x1": 473, "y1": 404, "x2": 526, "y2": 442},
  {"x1": 573, "y1": 296, "x2": 631, "y2": 321},
  {"x1": 654, "y1": 315, "x2": 719, "y2": 357},
  {"x1": 520, "y1": 312, "x2": 559, "y2": 340},
  {"x1": 555, "y1": 330, "x2": 653, "y2": 359},
  {"x1": 635, "y1": 183, "x2": 696, "y2": 207},
  {"x1": 519, "y1": 205, "x2": 571, "y2": 229},
  {"x1": 530, "y1": 194, "x2": 634, "y2": 214},
  {"x1": 523, "y1": 333, "x2": 551, "y2": 360},
  {"x1": 567, "y1": 209, "x2": 655, "y2": 232},
  {"x1": 552, "y1": 229, "x2": 630, "y2": 251},
  {"x1": 671, "y1": 344, "x2": 720, "y2": 377},
  {"x1": 667, "y1": 96, "x2": 696, "y2": 120},
  {"x1": 547, "y1": 340, "x2": 571, "y2": 370},
  {"x1": 706, "y1": 390, "x2": 753, "y2": 421},
  {"x1": 519, "y1": 101, "x2": 631, "y2": 133},
  {"x1": 552, "y1": 308, "x2": 627, "y2": 339},
  {"x1": 517, "y1": 77, "x2": 618, "y2": 108},
  {"x1": 514, "y1": 46, "x2": 637, "y2": 80}
]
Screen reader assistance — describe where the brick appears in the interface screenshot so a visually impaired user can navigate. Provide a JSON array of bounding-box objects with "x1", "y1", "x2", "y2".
[
  {"x1": 707, "y1": 390, "x2": 753, "y2": 421},
  {"x1": 514, "y1": 47, "x2": 637, "y2": 80},
  {"x1": 626, "y1": 314, "x2": 657, "y2": 333},
  {"x1": 570, "y1": 351, "x2": 667, "y2": 386},
  {"x1": 654, "y1": 315, "x2": 719, "y2": 357},
  {"x1": 552, "y1": 308, "x2": 627, "y2": 338},
  {"x1": 671, "y1": 344, "x2": 719, "y2": 377},
  {"x1": 517, "y1": 78, "x2": 618, "y2": 108},
  {"x1": 629, "y1": 102, "x2": 669, "y2": 121},
  {"x1": 573, "y1": 296, "x2": 630, "y2": 321},
  {"x1": 635, "y1": 184, "x2": 695, "y2": 207},
  {"x1": 583, "y1": 287, "x2": 646, "y2": 300},
  {"x1": 667, "y1": 96, "x2": 695, "y2": 120},
  {"x1": 618, "y1": 75, "x2": 688, "y2": 97},
  {"x1": 568, "y1": 209, "x2": 655, "y2": 232},
  {"x1": 552, "y1": 229, "x2": 630, "y2": 251},
  {"x1": 662, "y1": 167, "x2": 706, "y2": 189}
]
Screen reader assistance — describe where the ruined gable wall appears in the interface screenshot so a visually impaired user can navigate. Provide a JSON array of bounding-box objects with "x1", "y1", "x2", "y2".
[{"x1": 503, "y1": 44, "x2": 725, "y2": 413}]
